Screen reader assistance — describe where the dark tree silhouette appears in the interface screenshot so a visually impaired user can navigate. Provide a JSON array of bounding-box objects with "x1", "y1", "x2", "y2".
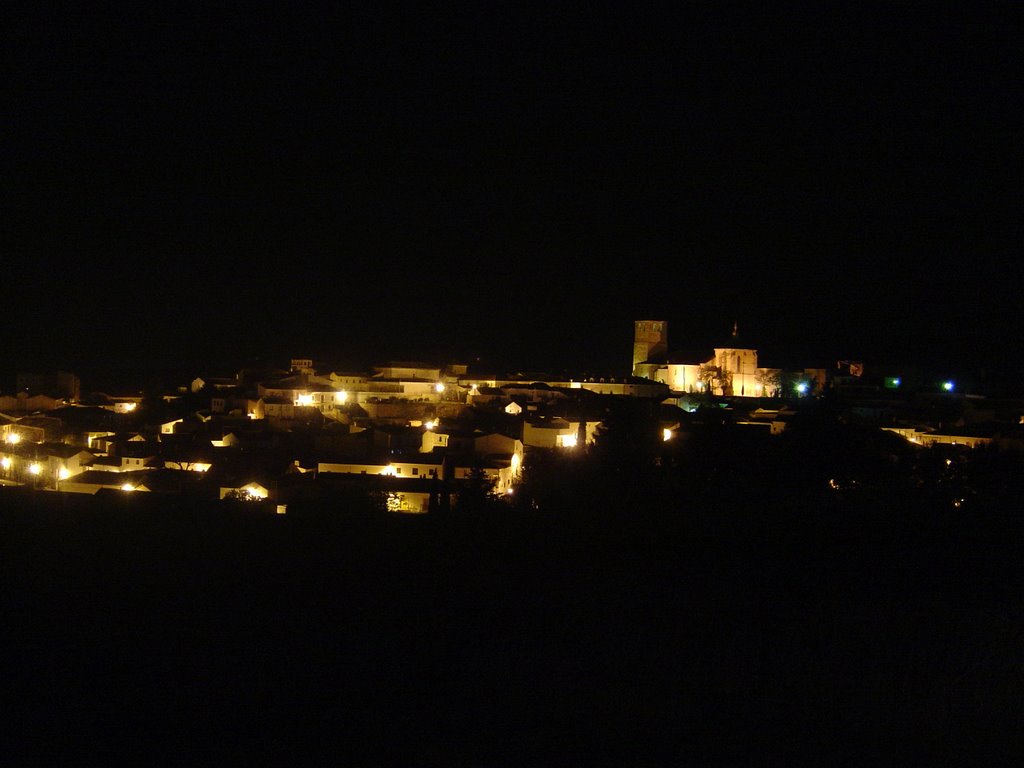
[{"x1": 454, "y1": 462, "x2": 498, "y2": 514}]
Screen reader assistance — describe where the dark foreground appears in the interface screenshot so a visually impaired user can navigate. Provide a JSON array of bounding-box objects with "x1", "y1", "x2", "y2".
[{"x1": 1, "y1": 489, "x2": 1021, "y2": 764}]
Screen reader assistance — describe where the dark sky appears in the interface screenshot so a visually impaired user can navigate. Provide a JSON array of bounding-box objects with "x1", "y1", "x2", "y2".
[{"x1": 4, "y1": 4, "x2": 1021, "y2": 376}]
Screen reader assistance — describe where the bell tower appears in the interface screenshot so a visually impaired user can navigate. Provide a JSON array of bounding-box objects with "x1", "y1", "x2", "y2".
[{"x1": 632, "y1": 320, "x2": 668, "y2": 375}]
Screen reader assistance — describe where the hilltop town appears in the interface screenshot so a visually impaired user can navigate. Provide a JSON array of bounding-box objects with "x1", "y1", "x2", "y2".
[{"x1": 2, "y1": 321, "x2": 1023, "y2": 512}]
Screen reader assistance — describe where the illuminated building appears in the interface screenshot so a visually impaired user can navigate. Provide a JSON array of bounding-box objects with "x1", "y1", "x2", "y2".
[{"x1": 632, "y1": 320, "x2": 668, "y2": 374}]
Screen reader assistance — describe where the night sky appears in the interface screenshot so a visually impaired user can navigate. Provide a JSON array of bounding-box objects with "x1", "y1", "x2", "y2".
[{"x1": 4, "y1": 5, "x2": 1021, "y2": 377}]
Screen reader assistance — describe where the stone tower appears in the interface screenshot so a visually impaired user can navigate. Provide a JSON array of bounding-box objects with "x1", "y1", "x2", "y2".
[{"x1": 632, "y1": 320, "x2": 668, "y2": 376}]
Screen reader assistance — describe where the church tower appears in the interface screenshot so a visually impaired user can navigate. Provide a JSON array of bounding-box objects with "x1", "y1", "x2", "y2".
[{"x1": 632, "y1": 320, "x2": 668, "y2": 376}]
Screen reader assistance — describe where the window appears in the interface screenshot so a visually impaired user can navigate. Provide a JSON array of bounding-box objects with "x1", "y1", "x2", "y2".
[{"x1": 412, "y1": 467, "x2": 418, "y2": 475}]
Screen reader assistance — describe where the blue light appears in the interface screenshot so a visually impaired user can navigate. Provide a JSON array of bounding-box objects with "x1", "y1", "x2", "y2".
[
  {"x1": 942, "y1": 381, "x2": 954, "y2": 392},
  {"x1": 796, "y1": 382, "x2": 809, "y2": 395}
]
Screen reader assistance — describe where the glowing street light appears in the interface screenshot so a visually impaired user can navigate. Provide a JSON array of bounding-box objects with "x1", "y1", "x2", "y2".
[
  {"x1": 795, "y1": 382, "x2": 809, "y2": 395},
  {"x1": 942, "y1": 380, "x2": 955, "y2": 392},
  {"x1": 28, "y1": 463, "x2": 42, "y2": 476},
  {"x1": 434, "y1": 383, "x2": 446, "y2": 394},
  {"x1": 1, "y1": 457, "x2": 11, "y2": 470},
  {"x1": 121, "y1": 483, "x2": 136, "y2": 492},
  {"x1": 662, "y1": 428, "x2": 673, "y2": 442},
  {"x1": 5, "y1": 433, "x2": 21, "y2": 445}
]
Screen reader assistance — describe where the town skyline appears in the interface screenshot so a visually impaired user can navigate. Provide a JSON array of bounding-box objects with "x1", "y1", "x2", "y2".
[{"x1": 1, "y1": 315, "x2": 1012, "y2": 401}]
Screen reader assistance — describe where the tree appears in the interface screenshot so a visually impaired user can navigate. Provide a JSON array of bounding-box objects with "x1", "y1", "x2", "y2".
[
  {"x1": 589, "y1": 398, "x2": 665, "y2": 508},
  {"x1": 698, "y1": 364, "x2": 719, "y2": 394},
  {"x1": 454, "y1": 462, "x2": 499, "y2": 513},
  {"x1": 139, "y1": 378, "x2": 168, "y2": 421},
  {"x1": 223, "y1": 488, "x2": 260, "y2": 502},
  {"x1": 756, "y1": 368, "x2": 782, "y2": 398}
]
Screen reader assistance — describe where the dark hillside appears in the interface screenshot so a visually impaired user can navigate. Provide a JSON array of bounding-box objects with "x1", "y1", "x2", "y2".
[{"x1": 1, "y1": 487, "x2": 1021, "y2": 763}]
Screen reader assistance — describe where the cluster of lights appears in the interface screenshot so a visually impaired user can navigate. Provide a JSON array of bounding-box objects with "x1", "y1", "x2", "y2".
[{"x1": 0, "y1": 455, "x2": 60, "y2": 480}]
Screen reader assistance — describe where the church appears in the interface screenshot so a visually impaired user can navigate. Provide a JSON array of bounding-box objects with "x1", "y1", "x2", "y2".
[{"x1": 632, "y1": 320, "x2": 768, "y2": 397}]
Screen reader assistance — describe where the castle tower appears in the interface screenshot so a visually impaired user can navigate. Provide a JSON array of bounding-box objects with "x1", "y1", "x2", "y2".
[{"x1": 632, "y1": 320, "x2": 668, "y2": 376}]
